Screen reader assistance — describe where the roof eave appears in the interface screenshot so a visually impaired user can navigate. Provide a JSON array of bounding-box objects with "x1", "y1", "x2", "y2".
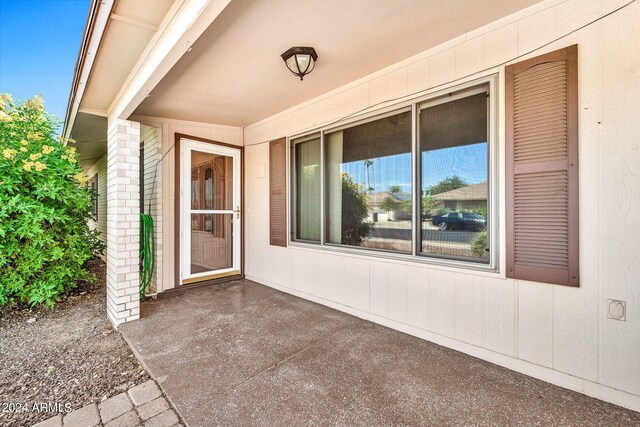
[{"x1": 62, "y1": 0, "x2": 113, "y2": 138}]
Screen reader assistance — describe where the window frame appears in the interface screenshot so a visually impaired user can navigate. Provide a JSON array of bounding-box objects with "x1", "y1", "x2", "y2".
[
  {"x1": 287, "y1": 75, "x2": 499, "y2": 272},
  {"x1": 416, "y1": 84, "x2": 493, "y2": 265},
  {"x1": 89, "y1": 173, "x2": 99, "y2": 220},
  {"x1": 290, "y1": 132, "x2": 322, "y2": 245}
]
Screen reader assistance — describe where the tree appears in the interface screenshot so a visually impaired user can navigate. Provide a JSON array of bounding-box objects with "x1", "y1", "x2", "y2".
[
  {"x1": 380, "y1": 196, "x2": 401, "y2": 214},
  {"x1": 0, "y1": 94, "x2": 104, "y2": 307},
  {"x1": 388, "y1": 185, "x2": 401, "y2": 194},
  {"x1": 400, "y1": 198, "x2": 412, "y2": 215},
  {"x1": 341, "y1": 172, "x2": 373, "y2": 246},
  {"x1": 364, "y1": 159, "x2": 374, "y2": 193},
  {"x1": 428, "y1": 175, "x2": 468, "y2": 195},
  {"x1": 421, "y1": 194, "x2": 442, "y2": 218}
]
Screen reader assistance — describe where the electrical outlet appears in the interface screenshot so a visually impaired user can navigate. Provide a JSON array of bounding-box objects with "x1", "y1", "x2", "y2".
[{"x1": 607, "y1": 299, "x2": 626, "y2": 321}]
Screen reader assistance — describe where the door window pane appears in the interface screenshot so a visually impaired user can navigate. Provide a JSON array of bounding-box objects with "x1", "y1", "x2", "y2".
[
  {"x1": 191, "y1": 213, "x2": 233, "y2": 274},
  {"x1": 204, "y1": 168, "x2": 214, "y2": 210},
  {"x1": 325, "y1": 111, "x2": 412, "y2": 253},
  {"x1": 191, "y1": 150, "x2": 233, "y2": 211},
  {"x1": 420, "y1": 92, "x2": 489, "y2": 262},
  {"x1": 293, "y1": 137, "x2": 321, "y2": 241}
]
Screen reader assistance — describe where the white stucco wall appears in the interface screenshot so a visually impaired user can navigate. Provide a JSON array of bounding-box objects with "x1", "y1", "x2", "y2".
[{"x1": 241, "y1": 0, "x2": 640, "y2": 411}]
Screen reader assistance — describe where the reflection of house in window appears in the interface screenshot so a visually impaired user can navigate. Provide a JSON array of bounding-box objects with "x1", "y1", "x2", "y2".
[
  {"x1": 366, "y1": 191, "x2": 411, "y2": 222},
  {"x1": 433, "y1": 182, "x2": 487, "y2": 212}
]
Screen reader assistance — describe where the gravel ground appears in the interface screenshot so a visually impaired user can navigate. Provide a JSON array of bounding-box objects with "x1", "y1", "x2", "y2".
[{"x1": 0, "y1": 259, "x2": 149, "y2": 427}]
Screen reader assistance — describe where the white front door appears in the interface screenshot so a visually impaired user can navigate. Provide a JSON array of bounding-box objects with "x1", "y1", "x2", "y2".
[{"x1": 180, "y1": 138, "x2": 241, "y2": 284}]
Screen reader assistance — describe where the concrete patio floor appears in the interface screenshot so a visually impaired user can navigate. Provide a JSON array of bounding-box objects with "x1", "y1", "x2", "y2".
[{"x1": 120, "y1": 279, "x2": 640, "y2": 426}]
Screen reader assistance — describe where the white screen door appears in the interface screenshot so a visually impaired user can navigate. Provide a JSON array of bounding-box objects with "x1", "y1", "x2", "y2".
[{"x1": 180, "y1": 138, "x2": 241, "y2": 284}]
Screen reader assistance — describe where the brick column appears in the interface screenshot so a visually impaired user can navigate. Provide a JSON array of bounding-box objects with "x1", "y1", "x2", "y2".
[{"x1": 106, "y1": 119, "x2": 140, "y2": 327}]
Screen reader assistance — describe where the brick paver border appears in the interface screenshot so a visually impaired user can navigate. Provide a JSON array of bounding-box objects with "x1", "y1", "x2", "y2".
[{"x1": 32, "y1": 380, "x2": 181, "y2": 427}]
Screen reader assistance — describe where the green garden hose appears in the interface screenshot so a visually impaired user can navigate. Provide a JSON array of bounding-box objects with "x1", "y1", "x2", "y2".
[{"x1": 139, "y1": 213, "x2": 155, "y2": 300}]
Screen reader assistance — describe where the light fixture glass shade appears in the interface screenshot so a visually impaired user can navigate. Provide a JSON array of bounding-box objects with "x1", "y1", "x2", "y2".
[
  {"x1": 281, "y1": 47, "x2": 318, "y2": 80},
  {"x1": 296, "y1": 54, "x2": 311, "y2": 73},
  {"x1": 285, "y1": 56, "x2": 298, "y2": 73}
]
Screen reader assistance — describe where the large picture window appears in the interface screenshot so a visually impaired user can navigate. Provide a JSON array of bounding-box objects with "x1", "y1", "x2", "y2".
[{"x1": 290, "y1": 82, "x2": 494, "y2": 267}]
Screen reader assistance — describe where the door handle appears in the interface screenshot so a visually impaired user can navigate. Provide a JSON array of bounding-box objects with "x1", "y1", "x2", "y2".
[{"x1": 233, "y1": 206, "x2": 241, "y2": 219}]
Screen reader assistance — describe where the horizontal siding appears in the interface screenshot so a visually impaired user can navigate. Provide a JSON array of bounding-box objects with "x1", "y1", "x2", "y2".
[
  {"x1": 240, "y1": 0, "x2": 640, "y2": 410},
  {"x1": 86, "y1": 155, "x2": 107, "y2": 260}
]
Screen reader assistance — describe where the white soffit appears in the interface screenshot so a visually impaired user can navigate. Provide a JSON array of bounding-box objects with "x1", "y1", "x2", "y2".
[
  {"x1": 71, "y1": 112, "x2": 108, "y2": 164},
  {"x1": 79, "y1": 0, "x2": 174, "y2": 113},
  {"x1": 134, "y1": 0, "x2": 542, "y2": 126}
]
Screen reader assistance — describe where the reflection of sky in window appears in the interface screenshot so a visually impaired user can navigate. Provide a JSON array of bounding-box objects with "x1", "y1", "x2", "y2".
[
  {"x1": 340, "y1": 142, "x2": 487, "y2": 193},
  {"x1": 422, "y1": 142, "x2": 487, "y2": 188},
  {"x1": 342, "y1": 153, "x2": 412, "y2": 193}
]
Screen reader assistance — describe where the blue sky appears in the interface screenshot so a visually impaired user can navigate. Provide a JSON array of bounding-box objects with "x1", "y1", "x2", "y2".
[
  {"x1": 0, "y1": 0, "x2": 90, "y2": 126},
  {"x1": 342, "y1": 142, "x2": 488, "y2": 193}
]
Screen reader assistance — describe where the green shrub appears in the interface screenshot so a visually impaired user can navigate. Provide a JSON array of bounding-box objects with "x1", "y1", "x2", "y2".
[
  {"x1": 341, "y1": 172, "x2": 373, "y2": 246},
  {"x1": 380, "y1": 196, "x2": 401, "y2": 214},
  {"x1": 471, "y1": 229, "x2": 489, "y2": 259},
  {"x1": 0, "y1": 94, "x2": 104, "y2": 307}
]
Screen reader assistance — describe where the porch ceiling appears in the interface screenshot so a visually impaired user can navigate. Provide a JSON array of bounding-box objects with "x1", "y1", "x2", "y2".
[{"x1": 133, "y1": 0, "x2": 542, "y2": 126}]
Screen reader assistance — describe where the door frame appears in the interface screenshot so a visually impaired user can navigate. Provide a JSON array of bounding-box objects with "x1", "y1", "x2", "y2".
[{"x1": 174, "y1": 133, "x2": 244, "y2": 288}]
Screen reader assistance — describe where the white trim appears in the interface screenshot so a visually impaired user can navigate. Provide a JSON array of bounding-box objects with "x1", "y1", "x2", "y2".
[
  {"x1": 130, "y1": 114, "x2": 242, "y2": 133},
  {"x1": 110, "y1": 13, "x2": 159, "y2": 32},
  {"x1": 63, "y1": 0, "x2": 114, "y2": 139},
  {"x1": 78, "y1": 108, "x2": 108, "y2": 117},
  {"x1": 108, "y1": 0, "x2": 232, "y2": 122},
  {"x1": 180, "y1": 138, "x2": 241, "y2": 283},
  {"x1": 246, "y1": 274, "x2": 640, "y2": 414}
]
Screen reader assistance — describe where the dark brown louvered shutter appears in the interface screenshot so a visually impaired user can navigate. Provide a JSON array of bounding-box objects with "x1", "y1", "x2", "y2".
[
  {"x1": 505, "y1": 45, "x2": 579, "y2": 287},
  {"x1": 269, "y1": 137, "x2": 287, "y2": 247}
]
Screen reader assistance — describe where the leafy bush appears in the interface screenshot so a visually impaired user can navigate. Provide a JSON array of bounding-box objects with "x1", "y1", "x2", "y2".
[
  {"x1": 428, "y1": 175, "x2": 468, "y2": 195},
  {"x1": 380, "y1": 196, "x2": 401, "y2": 214},
  {"x1": 434, "y1": 206, "x2": 449, "y2": 216},
  {"x1": 471, "y1": 229, "x2": 489, "y2": 259},
  {"x1": 399, "y1": 195, "x2": 443, "y2": 218},
  {"x1": 421, "y1": 195, "x2": 442, "y2": 218},
  {"x1": 0, "y1": 94, "x2": 104, "y2": 307},
  {"x1": 341, "y1": 172, "x2": 373, "y2": 246},
  {"x1": 464, "y1": 207, "x2": 488, "y2": 218}
]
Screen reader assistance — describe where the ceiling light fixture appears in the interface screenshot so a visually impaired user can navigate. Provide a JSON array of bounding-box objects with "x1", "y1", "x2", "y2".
[{"x1": 281, "y1": 46, "x2": 318, "y2": 81}]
